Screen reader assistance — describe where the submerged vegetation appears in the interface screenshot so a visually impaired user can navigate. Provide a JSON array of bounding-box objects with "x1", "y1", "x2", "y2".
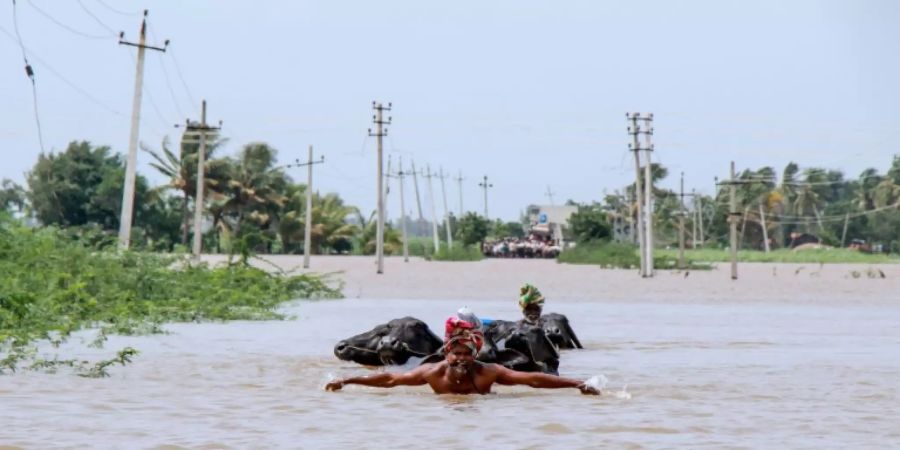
[
  {"x1": 557, "y1": 241, "x2": 712, "y2": 270},
  {"x1": 432, "y1": 244, "x2": 484, "y2": 261},
  {"x1": 0, "y1": 216, "x2": 340, "y2": 375},
  {"x1": 657, "y1": 248, "x2": 900, "y2": 264}
]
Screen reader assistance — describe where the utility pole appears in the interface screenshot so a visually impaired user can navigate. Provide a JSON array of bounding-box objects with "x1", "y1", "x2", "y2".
[
  {"x1": 184, "y1": 100, "x2": 221, "y2": 261},
  {"x1": 425, "y1": 166, "x2": 440, "y2": 252},
  {"x1": 478, "y1": 175, "x2": 493, "y2": 220},
  {"x1": 383, "y1": 155, "x2": 392, "y2": 223},
  {"x1": 692, "y1": 189, "x2": 699, "y2": 249},
  {"x1": 759, "y1": 202, "x2": 770, "y2": 253},
  {"x1": 455, "y1": 171, "x2": 465, "y2": 216},
  {"x1": 439, "y1": 167, "x2": 453, "y2": 249},
  {"x1": 291, "y1": 148, "x2": 325, "y2": 269},
  {"x1": 368, "y1": 101, "x2": 391, "y2": 274},
  {"x1": 411, "y1": 159, "x2": 425, "y2": 234},
  {"x1": 729, "y1": 162, "x2": 739, "y2": 280},
  {"x1": 627, "y1": 186, "x2": 637, "y2": 245},
  {"x1": 275, "y1": 152, "x2": 325, "y2": 267},
  {"x1": 627, "y1": 113, "x2": 653, "y2": 277},
  {"x1": 545, "y1": 186, "x2": 556, "y2": 205},
  {"x1": 696, "y1": 190, "x2": 705, "y2": 247},
  {"x1": 678, "y1": 171, "x2": 686, "y2": 269},
  {"x1": 117, "y1": 10, "x2": 168, "y2": 249},
  {"x1": 641, "y1": 115, "x2": 655, "y2": 276},
  {"x1": 397, "y1": 158, "x2": 409, "y2": 262},
  {"x1": 841, "y1": 211, "x2": 850, "y2": 248},
  {"x1": 720, "y1": 164, "x2": 772, "y2": 279}
]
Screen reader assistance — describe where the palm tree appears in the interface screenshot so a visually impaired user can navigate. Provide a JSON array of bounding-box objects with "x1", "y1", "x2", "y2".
[
  {"x1": 217, "y1": 143, "x2": 289, "y2": 239},
  {"x1": 141, "y1": 135, "x2": 228, "y2": 244},
  {"x1": 855, "y1": 168, "x2": 882, "y2": 211}
]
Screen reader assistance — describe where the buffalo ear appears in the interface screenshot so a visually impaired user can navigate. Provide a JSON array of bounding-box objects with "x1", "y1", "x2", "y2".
[
  {"x1": 420, "y1": 352, "x2": 444, "y2": 365},
  {"x1": 492, "y1": 349, "x2": 530, "y2": 369}
]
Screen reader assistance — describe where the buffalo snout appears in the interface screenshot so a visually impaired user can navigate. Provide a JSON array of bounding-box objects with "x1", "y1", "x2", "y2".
[{"x1": 334, "y1": 340, "x2": 351, "y2": 358}]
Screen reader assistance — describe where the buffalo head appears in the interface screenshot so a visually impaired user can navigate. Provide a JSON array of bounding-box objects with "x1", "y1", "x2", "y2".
[{"x1": 334, "y1": 317, "x2": 442, "y2": 366}]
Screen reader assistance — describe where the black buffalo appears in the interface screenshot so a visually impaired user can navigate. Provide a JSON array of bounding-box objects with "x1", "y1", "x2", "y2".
[
  {"x1": 483, "y1": 320, "x2": 561, "y2": 374},
  {"x1": 333, "y1": 317, "x2": 443, "y2": 366},
  {"x1": 539, "y1": 313, "x2": 583, "y2": 350}
]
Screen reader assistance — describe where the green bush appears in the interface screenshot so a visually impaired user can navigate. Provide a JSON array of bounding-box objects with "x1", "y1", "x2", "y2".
[{"x1": 0, "y1": 218, "x2": 340, "y2": 357}]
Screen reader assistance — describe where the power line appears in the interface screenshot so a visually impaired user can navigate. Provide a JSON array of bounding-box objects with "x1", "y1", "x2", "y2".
[
  {"x1": 93, "y1": 0, "x2": 139, "y2": 16},
  {"x1": 26, "y1": 0, "x2": 114, "y2": 40},
  {"x1": 11, "y1": 0, "x2": 44, "y2": 152},
  {"x1": 0, "y1": 23, "x2": 128, "y2": 117},
  {"x1": 166, "y1": 46, "x2": 199, "y2": 111},
  {"x1": 147, "y1": 23, "x2": 186, "y2": 119},
  {"x1": 77, "y1": 0, "x2": 118, "y2": 36}
]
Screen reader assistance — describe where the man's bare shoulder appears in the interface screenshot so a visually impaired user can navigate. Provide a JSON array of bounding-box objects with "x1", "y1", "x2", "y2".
[{"x1": 474, "y1": 362, "x2": 507, "y2": 376}]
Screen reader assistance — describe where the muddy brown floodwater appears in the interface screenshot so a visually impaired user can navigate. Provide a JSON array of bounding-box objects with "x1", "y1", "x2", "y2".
[{"x1": 2, "y1": 257, "x2": 899, "y2": 448}]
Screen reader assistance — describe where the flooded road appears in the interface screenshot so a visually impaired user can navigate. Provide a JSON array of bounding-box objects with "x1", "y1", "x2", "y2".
[{"x1": 3, "y1": 297, "x2": 900, "y2": 448}]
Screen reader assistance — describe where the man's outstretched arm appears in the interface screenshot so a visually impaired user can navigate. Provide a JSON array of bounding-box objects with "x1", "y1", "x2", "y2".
[
  {"x1": 494, "y1": 365, "x2": 599, "y2": 395},
  {"x1": 325, "y1": 365, "x2": 431, "y2": 391}
]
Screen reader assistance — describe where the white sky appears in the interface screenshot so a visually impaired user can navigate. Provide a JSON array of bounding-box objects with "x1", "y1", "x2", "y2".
[{"x1": 2, "y1": 0, "x2": 899, "y2": 220}]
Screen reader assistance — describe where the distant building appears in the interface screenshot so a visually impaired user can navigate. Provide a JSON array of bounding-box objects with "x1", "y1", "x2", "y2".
[{"x1": 525, "y1": 204, "x2": 577, "y2": 245}]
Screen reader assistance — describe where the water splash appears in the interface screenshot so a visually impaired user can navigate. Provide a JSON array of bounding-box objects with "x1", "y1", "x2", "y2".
[
  {"x1": 584, "y1": 374, "x2": 609, "y2": 391},
  {"x1": 584, "y1": 374, "x2": 631, "y2": 399},
  {"x1": 612, "y1": 384, "x2": 632, "y2": 400}
]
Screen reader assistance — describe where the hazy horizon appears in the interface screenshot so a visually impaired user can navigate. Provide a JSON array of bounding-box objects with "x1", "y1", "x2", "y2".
[{"x1": 2, "y1": 0, "x2": 898, "y2": 220}]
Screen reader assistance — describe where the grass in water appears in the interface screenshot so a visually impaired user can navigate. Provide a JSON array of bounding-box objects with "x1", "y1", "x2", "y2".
[
  {"x1": 656, "y1": 248, "x2": 900, "y2": 264},
  {"x1": 557, "y1": 241, "x2": 711, "y2": 270},
  {"x1": 0, "y1": 219, "x2": 340, "y2": 375},
  {"x1": 431, "y1": 244, "x2": 484, "y2": 261}
]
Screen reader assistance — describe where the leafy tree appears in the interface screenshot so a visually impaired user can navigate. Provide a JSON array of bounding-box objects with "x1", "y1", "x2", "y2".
[
  {"x1": 26, "y1": 141, "x2": 150, "y2": 230},
  {"x1": 567, "y1": 204, "x2": 611, "y2": 243},
  {"x1": 455, "y1": 212, "x2": 490, "y2": 247},
  {"x1": 132, "y1": 194, "x2": 184, "y2": 251}
]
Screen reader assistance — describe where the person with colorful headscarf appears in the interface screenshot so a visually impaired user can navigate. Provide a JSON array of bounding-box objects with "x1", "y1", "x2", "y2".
[
  {"x1": 515, "y1": 283, "x2": 583, "y2": 350},
  {"x1": 325, "y1": 316, "x2": 599, "y2": 395},
  {"x1": 518, "y1": 283, "x2": 545, "y2": 324}
]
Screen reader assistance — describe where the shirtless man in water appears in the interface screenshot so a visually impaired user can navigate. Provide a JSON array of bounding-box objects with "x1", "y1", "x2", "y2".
[{"x1": 325, "y1": 317, "x2": 599, "y2": 395}]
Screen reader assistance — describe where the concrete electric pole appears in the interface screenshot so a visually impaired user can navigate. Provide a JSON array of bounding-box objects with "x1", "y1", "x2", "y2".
[
  {"x1": 478, "y1": 175, "x2": 493, "y2": 220},
  {"x1": 117, "y1": 10, "x2": 168, "y2": 249},
  {"x1": 439, "y1": 167, "x2": 453, "y2": 249},
  {"x1": 411, "y1": 159, "x2": 425, "y2": 234},
  {"x1": 627, "y1": 113, "x2": 653, "y2": 277},
  {"x1": 184, "y1": 100, "x2": 221, "y2": 261},
  {"x1": 425, "y1": 165, "x2": 440, "y2": 253},
  {"x1": 396, "y1": 157, "x2": 409, "y2": 262},
  {"x1": 455, "y1": 171, "x2": 465, "y2": 217},
  {"x1": 368, "y1": 101, "x2": 391, "y2": 274}
]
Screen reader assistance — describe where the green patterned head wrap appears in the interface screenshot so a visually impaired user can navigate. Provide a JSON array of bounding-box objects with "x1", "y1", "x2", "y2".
[{"x1": 518, "y1": 284, "x2": 545, "y2": 310}]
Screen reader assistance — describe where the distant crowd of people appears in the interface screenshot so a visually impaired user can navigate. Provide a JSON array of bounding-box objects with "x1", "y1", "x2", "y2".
[{"x1": 482, "y1": 235, "x2": 562, "y2": 259}]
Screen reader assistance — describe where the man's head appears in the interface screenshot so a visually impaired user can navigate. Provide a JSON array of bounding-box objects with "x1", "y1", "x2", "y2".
[
  {"x1": 444, "y1": 316, "x2": 483, "y2": 376},
  {"x1": 518, "y1": 284, "x2": 545, "y2": 323}
]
